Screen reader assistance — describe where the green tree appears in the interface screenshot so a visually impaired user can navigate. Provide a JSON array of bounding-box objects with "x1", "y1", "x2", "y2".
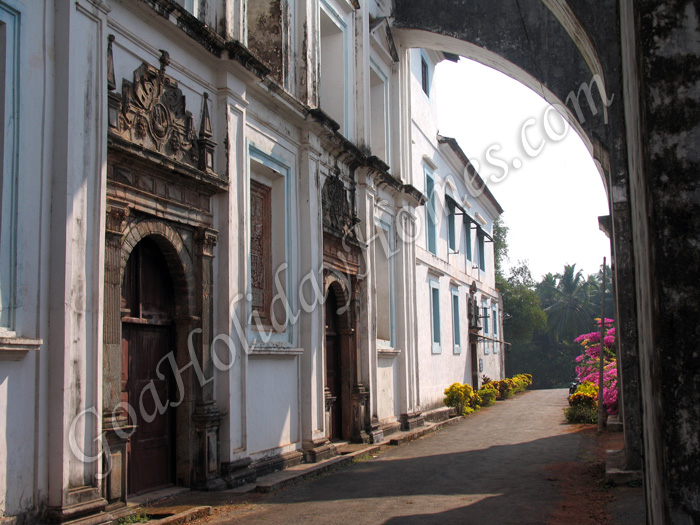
[
  {"x1": 500, "y1": 261, "x2": 547, "y2": 366},
  {"x1": 536, "y1": 272, "x2": 557, "y2": 309}
]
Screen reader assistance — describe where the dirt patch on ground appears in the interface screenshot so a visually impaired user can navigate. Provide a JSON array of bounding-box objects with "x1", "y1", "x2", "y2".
[{"x1": 546, "y1": 426, "x2": 628, "y2": 524}]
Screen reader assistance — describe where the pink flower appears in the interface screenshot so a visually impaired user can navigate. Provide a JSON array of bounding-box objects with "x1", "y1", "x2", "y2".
[{"x1": 575, "y1": 331, "x2": 600, "y2": 344}]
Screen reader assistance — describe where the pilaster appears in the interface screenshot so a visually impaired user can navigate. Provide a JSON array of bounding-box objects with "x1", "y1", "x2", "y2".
[{"x1": 192, "y1": 228, "x2": 226, "y2": 490}]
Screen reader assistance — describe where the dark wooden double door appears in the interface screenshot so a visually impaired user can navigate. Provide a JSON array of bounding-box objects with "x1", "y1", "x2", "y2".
[
  {"x1": 325, "y1": 290, "x2": 351, "y2": 441},
  {"x1": 121, "y1": 239, "x2": 177, "y2": 495}
]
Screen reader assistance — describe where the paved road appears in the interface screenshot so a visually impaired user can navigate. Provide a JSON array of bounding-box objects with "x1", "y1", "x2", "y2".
[{"x1": 208, "y1": 389, "x2": 588, "y2": 524}]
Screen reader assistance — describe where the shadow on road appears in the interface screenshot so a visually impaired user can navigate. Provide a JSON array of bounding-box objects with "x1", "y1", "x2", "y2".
[{"x1": 255, "y1": 432, "x2": 583, "y2": 524}]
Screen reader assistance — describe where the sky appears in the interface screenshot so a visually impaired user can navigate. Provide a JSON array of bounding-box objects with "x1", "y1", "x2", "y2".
[{"x1": 434, "y1": 58, "x2": 611, "y2": 281}]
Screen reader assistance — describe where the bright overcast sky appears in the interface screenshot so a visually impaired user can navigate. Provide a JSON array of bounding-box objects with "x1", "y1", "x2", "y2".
[{"x1": 435, "y1": 58, "x2": 611, "y2": 281}]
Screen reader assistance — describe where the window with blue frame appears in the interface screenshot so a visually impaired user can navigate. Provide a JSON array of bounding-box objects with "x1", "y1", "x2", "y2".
[
  {"x1": 0, "y1": 6, "x2": 20, "y2": 331},
  {"x1": 451, "y1": 289, "x2": 461, "y2": 354},
  {"x1": 492, "y1": 306, "x2": 499, "y2": 354},
  {"x1": 425, "y1": 169, "x2": 437, "y2": 255},
  {"x1": 421, "y1": 53, "x2": 430, "y2": 95},
  {"x1": 482, "y1": 303, "x2": 489, "y2": 355},
  {"x1": 478, "y1": 231, "x2": 486, "y2": 271},
  {"x1": 447, "y1": 199, "x2": 456, "y2": 252},
  {"x1": 465, "y1": 220, "x2": 472, "y2": 262},
  {"x1": 430, "y1": 281, "x2": 441, "y2": 354}
]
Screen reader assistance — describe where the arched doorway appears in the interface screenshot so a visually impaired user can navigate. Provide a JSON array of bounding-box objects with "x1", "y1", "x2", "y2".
[
  {"x1": 324, "y1": 280, "x2": 355, "y2": 442},
  {"x1": 324, "y1": 289, "x2": 343, "y2": 440},
  {"x1": 121, "y1": 238, "x2": 177, "y2": 495}
]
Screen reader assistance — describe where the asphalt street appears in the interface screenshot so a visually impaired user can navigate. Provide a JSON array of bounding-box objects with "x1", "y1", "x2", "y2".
[{"x1": 204, "y1": 389, "x2": 593, "y2": 524}]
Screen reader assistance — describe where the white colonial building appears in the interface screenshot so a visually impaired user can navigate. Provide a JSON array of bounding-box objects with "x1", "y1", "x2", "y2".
[
  {"x1": 0, "y1": 0, "x2": 504, "y2": 522},
  {"x1": 408, "y1": 49, "x2": 506, "y2": 416}
]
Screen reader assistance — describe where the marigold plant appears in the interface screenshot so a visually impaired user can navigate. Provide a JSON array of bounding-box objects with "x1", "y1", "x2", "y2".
[
  {"x1": 477, "y1": 384, "x2": 497, "y2": 406},
  {"x1": 443, "y1": 383, "x2": 479, "y2": 415}
]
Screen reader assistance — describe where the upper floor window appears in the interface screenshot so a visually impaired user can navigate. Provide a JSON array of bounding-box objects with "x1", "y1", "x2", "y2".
[
  {"x1": 464, "y1": 220, "x2": 472, "y2": 262},
  {"x1": 447, "y1": 198, "x2": 456, "y2": 252},
  {"x1": 421, "y1": 53, "x2": 430, "y2": 95},
  {"x1": 478, "y1": 231, "x2": 486, "y2": 271},
  {"x1": 425, "y1": 169, "x2": 437, "y2": 255}
]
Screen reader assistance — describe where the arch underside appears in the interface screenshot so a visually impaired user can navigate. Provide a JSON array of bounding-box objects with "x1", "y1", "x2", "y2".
[{"x1": 392, "y1": 0, "x2": 622, "y2": 181}]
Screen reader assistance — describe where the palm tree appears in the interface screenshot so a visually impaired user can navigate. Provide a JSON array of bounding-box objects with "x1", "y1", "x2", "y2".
[
  {"x1": 543, "y1": 264, "x2": 597, "y2": 341},
  {"x1": 536, "y1": 272, "x2": 557, "y2": 310}
]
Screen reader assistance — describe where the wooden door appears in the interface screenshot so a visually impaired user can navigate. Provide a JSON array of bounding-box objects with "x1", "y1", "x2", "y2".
[
  {"x1": 325, "y1": 292, "x2": 343, "y2": 441},
  {"x1": 121, "y1": 239, "x2": 176, "y2": 495}
]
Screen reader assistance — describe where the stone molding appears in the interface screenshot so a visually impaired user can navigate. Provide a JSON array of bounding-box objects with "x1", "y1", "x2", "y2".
[{"x1": 0, "y1": 334, "x2": 42, "y2": 361}]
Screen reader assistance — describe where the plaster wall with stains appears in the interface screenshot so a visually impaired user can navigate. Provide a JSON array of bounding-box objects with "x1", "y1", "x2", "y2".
[{"x1": 632, "y1": 1, "x2": 700, "y2": 520}]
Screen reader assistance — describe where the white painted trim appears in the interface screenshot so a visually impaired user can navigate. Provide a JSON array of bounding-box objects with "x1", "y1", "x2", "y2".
[{"x1": 422, "y1": 154, "x2": 438, "y2": 170}]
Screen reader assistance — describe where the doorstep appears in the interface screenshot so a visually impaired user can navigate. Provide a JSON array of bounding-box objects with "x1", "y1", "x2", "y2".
[
  {"x1": 151, "y1": 415, "x2": 464, "y2": 506},
  {"x1": 128, "y1": 487, "x2": 191, "y2": 507}
]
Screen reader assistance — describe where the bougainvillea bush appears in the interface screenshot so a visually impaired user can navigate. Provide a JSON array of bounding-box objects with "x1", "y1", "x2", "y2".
[{"x1": 573, "y1": 318, "x2": 618, "y2": 415}]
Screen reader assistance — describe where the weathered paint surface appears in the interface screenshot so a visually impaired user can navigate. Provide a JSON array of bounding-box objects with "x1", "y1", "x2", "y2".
[
  {"x1": 637, "y1": 1, "x2": 700, "y2": 520},
  {"x1": 247, "y1": 0, "x2": 285, "y2": 83}
]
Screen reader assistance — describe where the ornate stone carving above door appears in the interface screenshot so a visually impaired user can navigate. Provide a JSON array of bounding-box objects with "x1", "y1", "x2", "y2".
[
  {"x1": 322, "y1": 174, "x2": 359, "y2": 237},
  {"x1": 108, "y1": 46, "x2": 216, "y2": 175}
]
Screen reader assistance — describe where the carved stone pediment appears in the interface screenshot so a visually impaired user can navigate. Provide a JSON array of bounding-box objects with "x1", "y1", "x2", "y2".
[
  {"x1": 108, "y1": 47, "x2": 216, "y2": 175},
  {"x1": 322, "y1": 174, "x2": 358, "y2": 238}
]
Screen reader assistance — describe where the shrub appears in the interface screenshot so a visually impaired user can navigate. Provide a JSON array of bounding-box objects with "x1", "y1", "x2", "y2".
[
  {"x1": 565, "y1": 404, "x2": 598, "y2": 424},
  {"x1": 511, "y1": 374, "x2": 532, "y2": 394},
  {"x1": 496, "y1": 379, "x2": 515, "y2": 399},
  {"x1": 477, "y1": 384, "x2": 497, "y2": 406},
  {"x1": 443, "y1": 383, "x2": 480, "y2": 415}
]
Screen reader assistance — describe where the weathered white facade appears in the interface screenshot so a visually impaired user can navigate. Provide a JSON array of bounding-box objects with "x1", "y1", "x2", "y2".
[
  {"x1": 0, "y1": 0, "x2": 502, "y2": 522},
  {"x1": 407, "y1": 48, "x2": 505, "y2": 416}
]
